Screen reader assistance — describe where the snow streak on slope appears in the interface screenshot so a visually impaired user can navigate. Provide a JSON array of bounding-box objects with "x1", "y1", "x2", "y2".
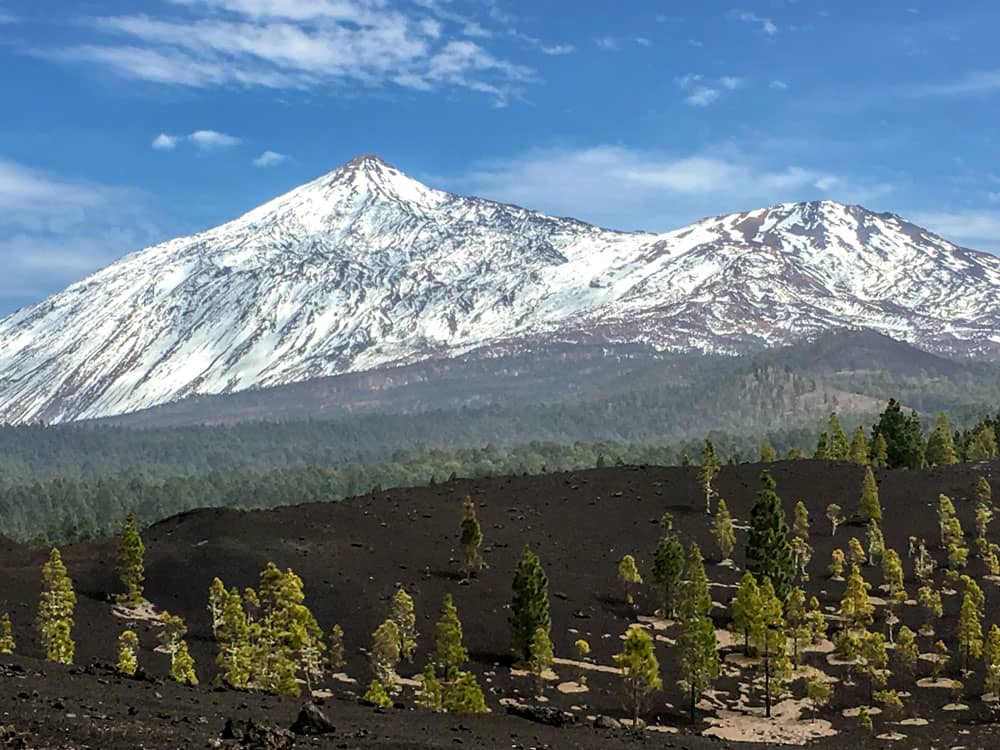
[{"x1": 1, "y1": 155, "x2": 999, "y2": 424}]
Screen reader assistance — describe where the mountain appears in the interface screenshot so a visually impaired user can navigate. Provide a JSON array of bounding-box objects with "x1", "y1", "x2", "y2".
[{"x1": 2, "y1": 154, "x2": 1000, "y2": 424}]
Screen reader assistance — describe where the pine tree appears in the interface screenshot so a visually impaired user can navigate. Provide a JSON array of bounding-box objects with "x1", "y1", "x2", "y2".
[
  {"x1": 866, "y1": 520, "x2": 885, "y2": 567},
  {"x1": 618, "y1": 554, "x2": 643, "y2": 605},
  {"x1": 828, "y1": 548, "x2": 845, "y2": 578},
  {"x1": 859, "y1": 467, "x2": 882, "y2": 523},
  {"x1": 984, "y1": 624, "x2": 1000, "y2": 697},
  {"x1": 759, "y1": 440, "x2": 777, "y2": 463},
  {"x1": 826, "y1": 503, "x2": 844, "y2": 536},
  {"x1": 871, "y1": 432, "x2": 888, "y2": 468},
  {"x1": 0, "y1": 613, "x2": 14, "y2": 654},
  {"x1": 926, "y1": 412, "x2": 959, "y2": 465},
  {"x1": 415, "y1": 664, "x2": 444, "y2": 711},
  {"x1": 746, "y1": 472, "x2": 795, "y2": 601},
  {"x1": 859, "y1": 632, "x2": 888, "y2": 703},
  {"x1": 170, "y1": 640, "x2": 198, "y2": 686},
  {"x1": 806, "y1": 679, "x2": 832, "y2": 715},
  {"x1": 371, "y1": 619, "x2": 401, "y2": 692},
  {"x1": 528, "y1": 626, "x2": 554, "y2": 692},
  {"x1": 459, "y1": 497, "x2": 484, "y2": 577},
  {"x1": 848, "y1": 537, "x2": 866, "y2": 567},
  {"x1": 676, "y1": 544, "x2": 719, "y2": 722},
  {"x1": 806, "y1": 596, "x2": 827, "y2": 643},
  {"x1": 967, "y1": 425, "x2": 999, "y2": 460},
  {"x1": 840, "y1": 565, "x2": 873, "y2": 627},
  {"x1": 848, "y1": 427, "x2": 869, "y2": 465},
  {"x1": 881, "y1": 548, "x2": 906, "y2": 642},
  {"x1": 510, "y1": 548, "x2": 551, "y2": 664},
  {"x1": 814, "y1": 431, "x2": 830, "y2": 460},
  {"x1": 957, "y1": 578, "x2": 985, "y2": 671},
  {"x1": 917, "y1": 585, "x2": 943, "y2": 636},
  {"x1": 116, "y1": 629, "x2": 139, "y2": 676},
  {"x1": 328, "y1": 624, "x2": 345, "y2": 672},
  {"x1": 792, "y1": 501, "x2": 809, "y2": 540},
  {"x1": 615, "y1": 625, "x2": 662, "y2": 729},
  {"x1": 442, "y1": 668, "x2": 488, "y2": 713},
  {"x1": 894, "y1": 625, "x2": 919, "y2": 678},
  {"x1": 698, "y1": 438, "x2": 721, "y2": 514},
  {"x1": 791, "y1": 536, "x2": 813, "y2": 582},
  {"x1": 207, "y1": 577, "x2": 227, "y2": 639},
  {"x1": 216, "y1": 587, "x2": 251, "y2": 688},
  {"x1": 711, "y1": 499, "x2": 736, "y2": 560},
  {"x1": 871, "y1": 399, "x2": 925, "y2": 469},
  {"x1": 435, "y1": 594, "x2": 468, "y2": 673},
  {"x1": 828, "y1": 413, "x2": 850, "y2": 461},
  {"x1": 652, "y1": 515, "x2": 685, "y2": 617},
  {"x1": 116, "y1": 512, "x2": 145, "y2": 606},
  {"x1": 785, "y1": 587, "x2": 809, "y2": 664},
  {"x1": 37, "y1": 547, "x2": 76, "y2": 664},
  {"x1": 364, "y1": 679, "x2": 393, "y2": 707},
  {"x1": 731, "y1": 572, "x2": 764, "y2": 656},
  {"x1": 390, "y1": 587, "x2": 418, "y2": 663},
  {"x1": 757, "y1": 577, "x2": 791, "y2": 706}
]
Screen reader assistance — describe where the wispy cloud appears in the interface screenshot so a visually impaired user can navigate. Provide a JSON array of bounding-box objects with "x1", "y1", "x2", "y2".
[
  {"x1": 595, "y1": 37, "x2": 618, "y2": 51},
  {"x1": 912, "y1": 209, "x2": 1000, "y2": 247},
  {"x1": 38, "y1": 0, "x2": 535, "y2": 105},
  {"x1": 540, "y1": 44, "x2": 574, "y2": 55},
  {"x1": 676, "y1": 74, "x2": 743, "y2": 106},
  {"x1": 152, "y1": 130, "x2": 241, "y2": 151},
  {"x1": 449, "y1": 145, "x2": 887, "y2": 232},
  {"x1": 253, "y1": 149, "x2": 288, "y2": 167},
  {"x1": 770, "y1": 80, "x2": 789, "y2": 90},
  {"x1": 731, "y1": 10, "x2": 778, "y2": 36},
  {"x1": 0, "y1": 158, "x2": 161, "y2": 307},
  {"x1": 917, "y1": 70, "x2": 1000, "y2": 96}
]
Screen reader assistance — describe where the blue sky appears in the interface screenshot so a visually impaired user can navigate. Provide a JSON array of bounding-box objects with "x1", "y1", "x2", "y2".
[{"x1": 2, "y1": 0, "x2": 1000, "y2": 313}]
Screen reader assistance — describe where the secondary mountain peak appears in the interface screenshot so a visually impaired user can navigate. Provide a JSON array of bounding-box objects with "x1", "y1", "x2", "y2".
[{"x1": 1, "y1": 162, "x2": 999, "y2": 424}]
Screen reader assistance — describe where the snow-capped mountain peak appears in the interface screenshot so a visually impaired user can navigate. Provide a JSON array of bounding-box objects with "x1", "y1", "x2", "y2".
[{"x1": 1, "y1": 157, "x2": 999, "y2": 424}]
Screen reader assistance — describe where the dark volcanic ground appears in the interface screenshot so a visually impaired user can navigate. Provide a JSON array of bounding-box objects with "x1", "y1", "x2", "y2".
[{"x1": 1, "y1": 459, "x2": 999, "y2": 748}]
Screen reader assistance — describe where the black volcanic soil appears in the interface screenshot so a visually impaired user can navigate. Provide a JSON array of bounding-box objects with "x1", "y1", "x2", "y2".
[{"x1": 1, "y1": 459, "x2": 999, "y2": 748}]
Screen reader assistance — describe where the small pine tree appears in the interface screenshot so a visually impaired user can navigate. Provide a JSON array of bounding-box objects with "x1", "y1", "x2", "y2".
[
  {"x1": 957, "y1": 580, "x2": 984, "y2": 671},
  {"x1": 116, "y1": 512, "x2": 145, "y2": 606},
  {"x1": 805, "y1": 679, "x2": 832, "y2": 715},
  {"x1": 0, "y1": 613, "x2": 14, "y2": 654},
  {"x1": 652, "y1": 514, "x2": 685, "y2": 617},
  {"x1": 510, "y1": 548, "x2": 551, "y2": 664},
  {"x1": 859, "y1": 467, "x2": 882, "y2": 523},
  {"x1": 170, "y1": 640, "x2": 198, "y2": 686},
  {"x1": 759, "y1": 440, "x2": 777, "y2": 463},
  {"x1": 328, "y1": 624, "x2": 345, "y2": 671},
  {"x1": 826, "y1": 503, "x2": 844, "y2": 536},
  {"x1": 618, "y1": 554, "x2": 643, "y2": 605},
  {"x1": 116, "y1": 629, "x2": 139, "y2": 676},
  {"x1": 814, "y1": 431, "x2": 830, "y2": 460},
  {"x1": 848, "y1": 427, "x2": 869, "y2": 465},
  {"x1": 792, "y1": 501, "x2": 810, "y2": 541},
  {"x1": 791, "y1": 536, "x2": 813, "y2": 582},
  {"x1": 806, "y1": 596, "x2": 828, "y2": 643},
  {"x1": 435, "y1": 594, "x2": 469, "y2": 673},
  {"x1": 746, "y1": 472, "x2": 795, "y2": 601},
  {"x1": 415, "y1": 664, "x2": 444, "y2": 711},
  {"x1": 785, "y1": 588, "x2": 809, "y2": 664},
  {"x1": 859, "y1": 631, "x2": 888, "y2": 702},
  {"x1": 828, "y1": 548, "x2": 845, "y2": 578},
  {"x1": 364, "y1": 679, "x2": 393, "y2": 708},
  {"x1": 442, "y1": 668, "x2": 489, "y2": 713},
  {"x1": 866, "y1": 520, "x2": 885, "y2": 566},
  {"x1": 216, "y1": 587, "x2": 250, "y2": 689},
  {"x1": 37, "y1": 547, "x2": 76, "y2": 664},
  {"x1": 528, "y1": 626, "x2": 554, "y2": 692},
  {"x1": 828, "y1": 413, "x2": 850, "y2": 461},
  {"x1": 968, "y1": 425, "x2": 999, "y2": 460},
  {"x1": 894, "y1": 625, "x2": 919, "y2": 678},
  {"x1": 207, "y1": 577, "x2": 227, "y2": 639},
  {"x1": 925, "y1": 412, "x2": 959, "y2": 465},
  {"x1": 871, "y1": 433, "x2": 889, "y2": 469},
  {"x1": 698, "y1": 438, "x2": 721, "y2": 514},
  {"x1": 390, "y1": 587, "x2": 418, "y2": 663},
  {"x1": 917, "y1": 585, "x2": 943, "y2": 636},
  {"x1": 857, "y1": 705, "x2": 873, "y2": 731},
  {"x1": 615, "y1": 625, "x2": 662, "y2": 729},
  {"x1": 676, "y1": 544, "x2": 719, "y2": 722},
  {"x1": 840, "y1": 565, "x2": 874, "y2": 627},
  {"x1": 984, "y1": 624, "x2": 1000, "y2": 697},
  {"x1": 459, "y1": 497, "x2": 484, "y2": 577},
  {"x1": 731, "y1": 572, "x2": 764, "y2": 656},
  {"x1": 371, "y1": 619, "x2": 401, "y2": 692},
  {"x1": 711, "y1": 499, "x2": 736, "y2": 560},
  {"x1": 848, "y1": 537, "x2": 866, "y2": 567}
]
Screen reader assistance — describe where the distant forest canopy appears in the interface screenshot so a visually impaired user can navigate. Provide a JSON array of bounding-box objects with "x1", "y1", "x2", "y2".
[{"x1": 3, "y1": 399, "x2": 1000, "y2": 546}]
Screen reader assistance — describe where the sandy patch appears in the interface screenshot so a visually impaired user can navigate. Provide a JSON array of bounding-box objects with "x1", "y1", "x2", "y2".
[
  {"x1": 112, "y1": 600, "x2": 160, "y2": 622},
  {"x1": 553, "y1": 657, "x2": 619, "y2": 675},
  {"x1": 703, "y1": 699, "x2": 835, "y2": 745},
  {"x1": 331, "y1": 672, "x2": 356, "y2": 684},
  {"x1": 942, "y1": 703, "x2": 968, "y2": 711},
  {"x1": 916, "y1": 678, "x2": 954, "y2": 688},
  {"x1": 842, "y1": 706, "x2": 881, "y2": 718},
  {"x1": 715, "y1": 629, "x2": 742, "y2": 650},
  {"x1": 311, "y1": 689, "x2": 333, "y2": 698},
  {"x1": 510, "y1": 667, "x2": 558, "y2": 682},
  {"x1": 897, "y1": 718, "x2": 929, "y2": 726},
  {"x1": 868, "y1": 596, "x2": 887, "y2": 606},
  {"x1": 654, "y1": 635, "x2": 677, "y2": 646},
  {"x1": 637, "y1": 615, "x2": 674, "y2": 631},
  {"x1": 794, "y1": 665, "x2": 839, "y2": 684},
  {"x1": 804, "y1": 638, "x2": 835, "y2": 654},
  {"x1": 876, "y1": 732, "x2": 907, "y2": 741},
  {"x1": 557, "y1": 681, "x2": 589, "y2": 694}
]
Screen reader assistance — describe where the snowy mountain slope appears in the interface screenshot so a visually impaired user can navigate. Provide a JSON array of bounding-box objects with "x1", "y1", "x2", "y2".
[{"x1": 1, "y1": 154, "x2": 1000, "y2": 424}]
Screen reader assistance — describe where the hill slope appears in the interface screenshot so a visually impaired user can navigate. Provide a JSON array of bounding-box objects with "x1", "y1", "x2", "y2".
[{"x1": 2, "y1": 155, "x2": 1000, "y2": 423}]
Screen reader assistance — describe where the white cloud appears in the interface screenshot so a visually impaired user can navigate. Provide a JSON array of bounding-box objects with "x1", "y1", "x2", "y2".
[
  {"x1": 41, "y1": 1, "x2": 533, "y2": 105},
  {"x1": 720, "y1": 76, "x2": 743, "y2": 90},
  {"x1": 770, "y1": 79, "x2": 789, "y2": 89},
  {"x1": 152, "y1": 133, "x2": 180, "y2": 150},
  {"x1": 0, "y1": 158, "x2": 161, "y2": 309},
  {"x1": 253, "y1": 150, "x2": 288, "y2": 167},
  {"x1": 595, "y1": 37, "x2": 618, "y2": 50},
  {"x1": 189, "y1": 129, "x2": 241, "y2": 149},
  {"x1": 449, "y1": 145, "x2": 885, "y2": 232},
  {"x1": 677, "y1": 74, "x2": 743, "y2": 106},
  {"x1": 917, "y1": 70, "x2": 1000, "y2": 96},
  {"x1": 732, "y1": 10, "x2": 778, "y2": 35},
  {"x1": 540, "y1": 44, "x2": 574, "y2": 55},
  {"x1": 633, "y1": 37, "x2": 651, "y2": 47},
  {"x1": 687, "y1": 87, "x2": 720, "y2": 106},
  {"x1": 912, "y1": 210, "x2": 1000, "y2": 247}
]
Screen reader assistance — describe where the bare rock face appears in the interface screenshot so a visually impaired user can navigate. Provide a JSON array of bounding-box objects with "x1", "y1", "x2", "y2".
[{"x1": 2, "y1": 154, "x2": 1000, "y2": 424}]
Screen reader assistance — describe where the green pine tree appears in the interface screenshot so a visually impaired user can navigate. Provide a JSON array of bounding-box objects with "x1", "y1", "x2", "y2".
[
  {"x1": 170, "y1": 640, "x2": 198, "y2": 686},
  {"x1": 435, "y1": 594, "x2": 469, "y2": 673},
  {"x1": 984, "y1": 624, "x2": 1000, "y2": 697},
  {"x1": 759, "y1": 440, "x2": 777, "y2": 463},
  {"x1": 848, "y1": 427, "x2": 869, "y2": 465},
  {"x1": 328, "y1": 624, "x2": 346, "y2": 672},
  {"x1": 698, "y1": 438, "x2": 721, "y2": 514},
  {"x1": 390, "y1": 587, "x2": 418, "y2": 663},
  {"x1": 442, "y1": 668, "x2": 489, "y2": 713},
  {"x1": 416, "y1": 664, "x2": 444, "y2": 711},
  {"x1": 37, "y1": 547, "x2": 76, "y2": 664},
  {"x1": 116, "y1": 512, "x2": 145, "y2": 606},
  {"x1": 459, "y1": 497, "x2": 485, "y2": 576},
  {"x1": 207, "y1": 577, "x2": 227, "y2": 639},
  {"x1": 968, "y1": 425, "x2": 999, "y2": 460},
  {"x1": 711, "y1": 499, "x2": 736, "y2": 561},
  {"x1": 618, "y1": 554, "x2": 643, "y2": 604},
  {"x1": 871, "y1": 400, "x2": 924, "y2": 469},
  {"x1": 615, "y1": 625, "x2": 662, "y2": 729},
  {"x1": 746, "y1": 472, "x2": 795, "y2": 601},
  {"x1": 871, "y1": 432, "x2": 889, "y2": 469},
  {"x1": 925, "y1": 412, "x2": 959, "y2": 465},
  {"x1": 371, "y1": 619, "x2": 401, "y2": 693},
  {"x1": 858, "y1": 466, "x2": 882, "y2": 522},
  {"x1": 731, "y1": 572, "x2": 764, "y2": 655},
  {"x1": 216, "y1": 587, "x2": 251, "y2": 689},
  {"x1": 116, "y1": 629, "x2": 139, "y2": 676},
  {"x1": 528, "y1": 626, "x2": 554, "y2": 692},
  {"x1": 0, "y1": 613, "x2": 14, "y2": 654},
  {"x1": 652, "y1": 514, "x2": 685, "y2": 617},
  {"x1": 676, "y1": 544, "x2": 719, "y2": 722},
  {"x1": 510, "y1": 548, "x2": 551, "y2": 664},
  {"x1": 828, "y1": 413, "x2": 850, "y2": 461},
  {"x1": 364, "y1": 679, "x2": 393, "y2": 707}
]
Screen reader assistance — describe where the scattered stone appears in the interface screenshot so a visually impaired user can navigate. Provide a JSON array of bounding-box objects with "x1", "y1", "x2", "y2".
[
  {"x1": 290, "y1": 702, "x2": 336, "y2": 735},
  {"x1": 593, "y1": 715, "x2": 622, "y2": 730},
  {"x1": 505, "y1": 703, "x2": 578, "y2": 727}
]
